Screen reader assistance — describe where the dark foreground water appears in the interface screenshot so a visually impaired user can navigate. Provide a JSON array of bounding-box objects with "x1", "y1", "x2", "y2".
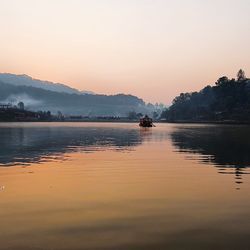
[{"x1": 0, "y1": 122, "x2": 250, "y2": 250}]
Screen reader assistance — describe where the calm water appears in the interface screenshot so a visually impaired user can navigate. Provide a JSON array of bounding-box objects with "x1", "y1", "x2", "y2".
[{"x1": 0, "y1": 122, "x2": 250, "y2": 250}]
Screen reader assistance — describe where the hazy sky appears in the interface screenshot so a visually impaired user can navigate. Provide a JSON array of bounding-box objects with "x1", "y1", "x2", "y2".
[{"x1": 1, "y1": 0, "x2": 250, "y2": 103}]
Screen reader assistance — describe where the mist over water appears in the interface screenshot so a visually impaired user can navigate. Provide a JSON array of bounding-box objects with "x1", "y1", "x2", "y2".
[{"x1": 0, "y1": 122, "x2": 250, "y2": 250}]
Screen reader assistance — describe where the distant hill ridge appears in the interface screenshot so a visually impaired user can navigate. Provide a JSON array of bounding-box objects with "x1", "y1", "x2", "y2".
[
  {"x1": 0, "y1": 73, "x2": 94, "y2": 95},
  {"x1": 0, "y1": 77, "x2": 148, "y2": 116}
]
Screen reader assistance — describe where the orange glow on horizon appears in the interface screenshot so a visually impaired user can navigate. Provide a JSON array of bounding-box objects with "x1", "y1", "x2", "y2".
[{"x1": 1, "y1": 0, "x2": 250, "y2": 103}]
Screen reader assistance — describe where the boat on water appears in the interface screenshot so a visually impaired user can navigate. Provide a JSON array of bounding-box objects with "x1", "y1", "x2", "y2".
[{"x1": 139, "y1": 115, "x2": 154, "y2": 127}]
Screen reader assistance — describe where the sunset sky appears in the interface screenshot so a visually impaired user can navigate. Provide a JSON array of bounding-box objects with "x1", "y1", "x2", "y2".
[{"x1": 1, "y1": 0, "x2": 250, "y2": 104}]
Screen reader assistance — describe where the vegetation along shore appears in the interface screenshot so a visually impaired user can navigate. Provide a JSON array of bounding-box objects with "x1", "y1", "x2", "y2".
[{"x1": 160, "y1": 70, "x2": 250, "y2": 123}]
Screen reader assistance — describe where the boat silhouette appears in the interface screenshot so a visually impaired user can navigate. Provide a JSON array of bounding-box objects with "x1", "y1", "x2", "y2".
[{"x1": 139, "y1": 115, "x2": 154, "y2": 127}]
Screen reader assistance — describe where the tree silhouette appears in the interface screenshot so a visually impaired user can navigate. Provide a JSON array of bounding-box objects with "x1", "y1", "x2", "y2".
[
  {"x1": 237, "y1": 69, "x2": 246, "y2": 81},
  {"x1": 215, "y1": 76, "x2": 229, "y2": 86},
  {"x1": 161, "y1": 71, "x2": 250, "y2": 122}
]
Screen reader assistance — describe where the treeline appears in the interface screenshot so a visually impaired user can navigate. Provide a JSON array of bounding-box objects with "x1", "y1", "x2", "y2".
[
  {"x1": 161, "y1": 70, "x2": 250, "y2": 122},
  {"x1": 0, "y1": 108, "x2": 53, "y2": 122}
]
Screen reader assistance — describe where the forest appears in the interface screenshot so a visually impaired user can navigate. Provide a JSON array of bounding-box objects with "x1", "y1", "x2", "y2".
[{"x1": 161, "y1": 70, "x2": 250, "y2": 122}]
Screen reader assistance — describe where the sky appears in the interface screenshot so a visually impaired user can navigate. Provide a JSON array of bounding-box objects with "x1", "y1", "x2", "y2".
[{"x1": 0, "y1": 0, "x2": 250, "y2": 104}]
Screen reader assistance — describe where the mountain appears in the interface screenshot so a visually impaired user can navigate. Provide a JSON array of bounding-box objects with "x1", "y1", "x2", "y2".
[
  {"x1": 0, "y1": 73, "x2": 94, "y2": 95},
  {"x1": 0, "y1": 81, "x2": 147, "y2": 116}
]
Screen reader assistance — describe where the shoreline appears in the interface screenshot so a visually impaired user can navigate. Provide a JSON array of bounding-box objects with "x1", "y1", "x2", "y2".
[
  {"x1": 1, "y1": 119, "x2": 250, "y2": 125},
  {"x1": 165, "y1": 120, "x2": 250, "y2": 125}
]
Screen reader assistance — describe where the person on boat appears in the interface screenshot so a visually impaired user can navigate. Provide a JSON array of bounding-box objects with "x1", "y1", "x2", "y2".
[{"x1": 139, "y1": 115, "x2": 153, "y2": 127}]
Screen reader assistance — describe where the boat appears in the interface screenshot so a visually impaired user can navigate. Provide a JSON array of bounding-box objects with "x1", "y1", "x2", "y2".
[{"x1": 139, "y1": 115, "x2": 154, "y2": 127}]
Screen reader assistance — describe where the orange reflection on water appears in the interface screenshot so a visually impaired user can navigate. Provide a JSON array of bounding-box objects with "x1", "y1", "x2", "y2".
[{"x1": 0, "y1": 124, "x2": 250, "y2": 250}]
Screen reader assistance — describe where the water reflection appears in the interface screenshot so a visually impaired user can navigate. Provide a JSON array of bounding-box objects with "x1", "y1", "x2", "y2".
[
  {"x1": 170, "y1": 125, "x2": 250, "y2": 185},
  {"x1": 1, "y1": 123, "x2": 250, "y2": 249},
  {"x1": 0, "y1": 124, "x2": 143, "y2": 167}
]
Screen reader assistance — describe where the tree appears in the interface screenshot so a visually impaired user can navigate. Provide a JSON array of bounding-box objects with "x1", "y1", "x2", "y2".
[
  {"x1": 127, "y1": 111, "x2": 137, "y2": 120},
  {"x1": 153, "y1": 111, "x2": 158, "y2": 120},
  {"x1": 237, "y1": 69, "x2": 246, "y2": 81},
  {"x1": 160, "y1": 109, "x2": 168, "y2": 119},
  {"x1": 136, "y1": 113, "x2": 143, "y2": 118},
  {"x1": 215, "y1": 76, "x2": 229, "y2": 86},
  {"x1": 128, "y1": 111, "x2": 143, "y2": 120}
]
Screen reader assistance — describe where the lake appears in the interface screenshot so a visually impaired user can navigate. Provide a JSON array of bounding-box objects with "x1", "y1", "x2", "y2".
[{"x1": 0, "y1": 122, "x2": 250, "y2": 250}]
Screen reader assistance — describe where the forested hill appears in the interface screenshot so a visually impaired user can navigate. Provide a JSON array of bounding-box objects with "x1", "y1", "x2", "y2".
[
  {"x1": 161, "y1": 70, "x2": 250, "y2": 122},
  {"x1": 0, "y1": 81, "x2": 147, "y2": 116}
]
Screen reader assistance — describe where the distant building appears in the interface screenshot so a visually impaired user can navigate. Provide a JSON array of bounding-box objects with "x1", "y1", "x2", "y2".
[
  {"x1": 0, "y1": 103, "x2": 12, "y2": 109},
  {"x1": 17, "y1": 102, "x2": 25, "y2": 110},
  {"x1": 57, "y1": 111, "x2": 64, "y2": 120}
]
